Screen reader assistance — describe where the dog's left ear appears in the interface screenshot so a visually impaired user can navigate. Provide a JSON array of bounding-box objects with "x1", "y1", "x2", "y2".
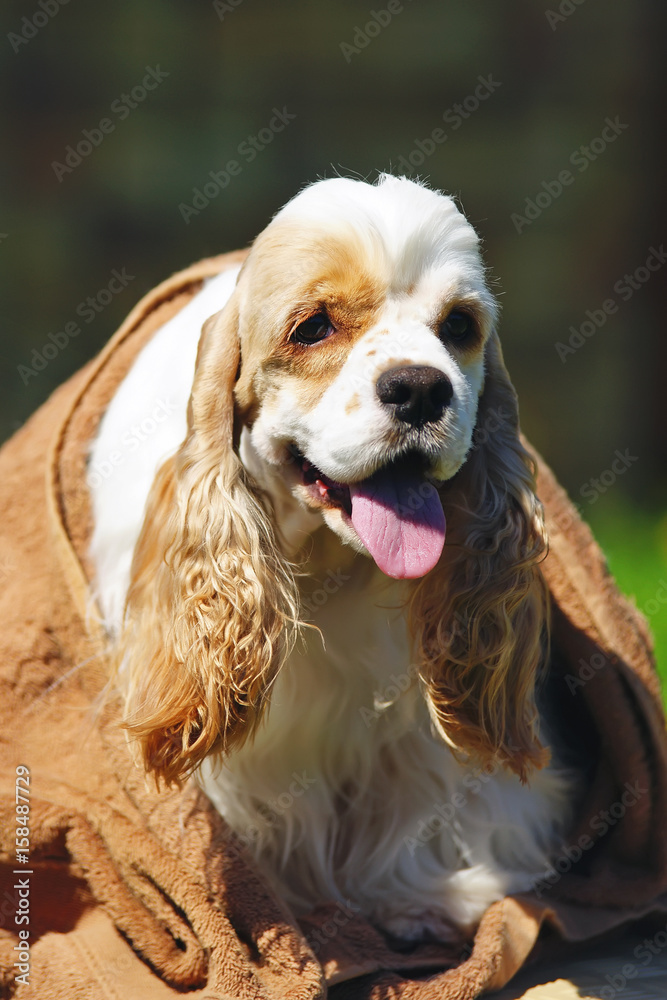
[
  {"x1": 113, "y1": 301, "x2": 300, "y2": 786},
  {"x1": 410, "y1": 333, "x2": 550, "y2": 782}
]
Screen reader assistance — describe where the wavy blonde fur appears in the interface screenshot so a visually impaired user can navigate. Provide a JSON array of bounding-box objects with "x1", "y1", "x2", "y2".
[
  {"x1": 115, "y1": 301, "x2": 300, "y2": 785},
  {"x1": 409, "y1": 334, "x2": 550, "y2": 782}
]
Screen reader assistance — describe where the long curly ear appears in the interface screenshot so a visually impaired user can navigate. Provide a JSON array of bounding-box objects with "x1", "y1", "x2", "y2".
[
  {"x1": 410, "y1": 333, "x2": 550, "y2": 782},
  {"x1": 114, "y1": 300, "x2": 300, "y2": 785}
]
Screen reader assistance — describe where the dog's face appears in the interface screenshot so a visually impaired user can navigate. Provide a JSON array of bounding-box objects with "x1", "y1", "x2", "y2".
[{"x1": 230, "y1": 175, "x2": 498, "y2": 578}]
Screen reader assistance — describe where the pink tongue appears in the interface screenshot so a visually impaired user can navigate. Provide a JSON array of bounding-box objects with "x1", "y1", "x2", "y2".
[{"x1": 348, "y1": 466, "x2": 446, "y2": 579}]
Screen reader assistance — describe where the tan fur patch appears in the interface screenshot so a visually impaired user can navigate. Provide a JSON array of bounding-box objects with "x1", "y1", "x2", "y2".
[{"x1": 234, "y1": 218, "x2": 389, "y2": 415}]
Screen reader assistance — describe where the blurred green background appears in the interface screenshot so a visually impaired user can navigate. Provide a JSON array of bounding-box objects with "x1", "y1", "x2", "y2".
[{"x1": 1, "y1": 1, "x2": 665, "y2": 690}]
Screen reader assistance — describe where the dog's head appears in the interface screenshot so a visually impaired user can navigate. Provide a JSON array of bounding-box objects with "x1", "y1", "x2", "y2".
[
  {"x1": 118, "y1": 175, "x2": 549, "y2": 784},
  {"x1": 230, "y1": 175, "x2": 496, "y2": 577}
]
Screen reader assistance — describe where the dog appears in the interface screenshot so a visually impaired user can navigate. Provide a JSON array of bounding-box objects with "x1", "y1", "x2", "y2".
[{"x1": 90, "y1": 174, "x2": 574, "y2": 942}]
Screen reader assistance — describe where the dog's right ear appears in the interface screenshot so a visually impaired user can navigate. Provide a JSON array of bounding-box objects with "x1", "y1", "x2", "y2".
[
  {"x1": 410, "y1": 334, "x2": 550, "y2": 783},
  {"x1": 114, "y1": 297, "x2": 300, "y2": 786}
]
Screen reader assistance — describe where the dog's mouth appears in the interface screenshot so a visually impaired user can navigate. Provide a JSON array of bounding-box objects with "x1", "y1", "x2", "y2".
[{"x1": 292, "y1": 449, "x2": 446, "y2": 580}]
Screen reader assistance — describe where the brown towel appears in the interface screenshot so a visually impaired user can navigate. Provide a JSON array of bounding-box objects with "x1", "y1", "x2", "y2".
[{"x1": 1, "y1": 252, "x2": 666, "y2": 1000}]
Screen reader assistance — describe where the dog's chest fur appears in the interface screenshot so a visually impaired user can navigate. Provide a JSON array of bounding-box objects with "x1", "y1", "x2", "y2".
[{"x1": 199, "y1": 536, "x2": 571, "y2": 938}]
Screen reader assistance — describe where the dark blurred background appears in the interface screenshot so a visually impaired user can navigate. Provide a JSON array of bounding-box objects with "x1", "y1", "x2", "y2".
[{"x1": 1, "y1": 0, "x2": 666, "y2": 674}]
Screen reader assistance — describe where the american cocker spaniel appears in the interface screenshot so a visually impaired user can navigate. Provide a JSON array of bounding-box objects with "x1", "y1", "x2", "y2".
[{"x1": 90, "y1": 174, "x2": 573, "y2": 942}]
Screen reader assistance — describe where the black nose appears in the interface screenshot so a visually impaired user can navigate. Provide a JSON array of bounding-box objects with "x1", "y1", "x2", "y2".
[{"x1": 376, "y1": 365, "x2": 453, "y2": 427}]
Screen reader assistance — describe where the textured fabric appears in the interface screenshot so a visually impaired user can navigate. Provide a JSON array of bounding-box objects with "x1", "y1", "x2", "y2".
[{"x1": 1, "y1": 253, "x2": 666, "y2": 1000}]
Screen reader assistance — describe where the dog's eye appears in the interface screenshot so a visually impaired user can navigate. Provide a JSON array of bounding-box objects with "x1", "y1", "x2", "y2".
[
  {"x1": 439, "y1": 310, "x2": 476, "y2": 344},
  {"x1": 292, "y1": 313, "x2": 333, "y2": 346}
]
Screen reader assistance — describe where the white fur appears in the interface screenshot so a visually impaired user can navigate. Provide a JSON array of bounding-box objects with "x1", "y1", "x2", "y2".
[
  {"x1": 90, "y1": 264, "x2": 241, "y2": 631},
  {"x1": 90, "y1": 175, "x2": 573, "y2": 941}
]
